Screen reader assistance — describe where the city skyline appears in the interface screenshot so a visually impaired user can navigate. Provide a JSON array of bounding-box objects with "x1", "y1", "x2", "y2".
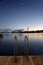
[{"x1": 0, "y1": 0, "x2": 43, "y2": 30}]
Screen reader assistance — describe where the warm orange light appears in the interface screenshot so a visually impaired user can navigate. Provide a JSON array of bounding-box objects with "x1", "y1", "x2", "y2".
[{"x1": 20, "y1": 26, "x2": 43, "y2": 31}]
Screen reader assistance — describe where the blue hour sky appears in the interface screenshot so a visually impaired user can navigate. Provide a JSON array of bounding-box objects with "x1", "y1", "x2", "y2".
[{"x1": 0, "y1": 0, "x2": 43, "y2": 30}]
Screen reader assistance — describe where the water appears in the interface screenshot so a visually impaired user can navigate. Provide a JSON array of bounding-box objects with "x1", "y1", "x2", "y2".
[{"x1": 0, "y1": 33, "x2": 43, "y2": 55}]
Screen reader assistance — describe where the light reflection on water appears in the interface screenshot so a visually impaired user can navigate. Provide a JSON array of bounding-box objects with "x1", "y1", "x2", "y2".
[{"x1": 0, "y1": 33, "x2": 43, "y2": 55}]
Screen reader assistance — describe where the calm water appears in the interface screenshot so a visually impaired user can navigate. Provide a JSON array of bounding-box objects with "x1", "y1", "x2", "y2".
[{"x1": 0, "y1": 33, "x2": 43, "y2": 55}]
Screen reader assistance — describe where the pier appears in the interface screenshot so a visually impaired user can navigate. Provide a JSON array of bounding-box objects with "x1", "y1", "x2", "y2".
[
  {"x1": 0, "y1": 56, "x2": 43, "y2": 65},
  {"x1": 0, "y1": 36, "x2": 43, "y2": 65}
]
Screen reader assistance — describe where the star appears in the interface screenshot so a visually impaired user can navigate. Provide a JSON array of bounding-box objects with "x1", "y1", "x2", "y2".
[{"x1": 20, "y1": 2, "x2": 24, "y2": 6}]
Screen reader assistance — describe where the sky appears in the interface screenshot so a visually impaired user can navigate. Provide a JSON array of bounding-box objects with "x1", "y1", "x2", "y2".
[{"x1": 0, "y1": 0, "x2": 43, "y2": 30}]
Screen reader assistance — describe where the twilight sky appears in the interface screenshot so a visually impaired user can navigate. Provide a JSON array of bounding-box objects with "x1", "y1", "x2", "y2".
[{"x1": 0, "y1": 0, "x2": 43, "y2": 30}]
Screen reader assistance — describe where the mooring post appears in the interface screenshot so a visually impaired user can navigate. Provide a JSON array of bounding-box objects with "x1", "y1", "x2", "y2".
[
  {"x1": 24, "y1": 36, "x2": 28, "y2": 56},
  {"x1": 14, "y1": 36, "x2": 17, "y2": 56}
]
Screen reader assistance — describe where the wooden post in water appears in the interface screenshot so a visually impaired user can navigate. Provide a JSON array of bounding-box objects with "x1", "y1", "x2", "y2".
[
  {"x1": 14, "y1": 36, "x2": 23, "y2": 65},
  {"x1": 24, "y1": 36, "x2": 28, "y2": 56},
  {"x1": 14, "y1": 36, "x2": 17, "y2": 56}
]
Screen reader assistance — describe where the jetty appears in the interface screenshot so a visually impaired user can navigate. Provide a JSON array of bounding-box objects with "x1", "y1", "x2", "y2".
[
  {"x1": 0, "y1": 36, "x2": 43, "y2": 65},
  {"x1": 0, "y1": 56, "x2": 43, "y2": 65}
]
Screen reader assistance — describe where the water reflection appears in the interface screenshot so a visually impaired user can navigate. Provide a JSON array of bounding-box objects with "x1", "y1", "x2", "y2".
[
  {"x1": 0, "y1": 35, "x2": 3, "y2": 41},
  {"x1": 23, "y1": 33, "x2": 43, "y2": 40},
  {"x1": 0, "y1": 33, "x2": 43, "y2": 55},
  {"x1": 2, "y1": 33, "x2": 43, "y2": 39},
  {"x1": 19, "y1": 33, "x2": 23, "y2": 37}
]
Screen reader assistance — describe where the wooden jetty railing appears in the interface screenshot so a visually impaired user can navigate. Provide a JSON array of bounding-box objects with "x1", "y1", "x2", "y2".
[{"x1": 14, "y1": 36, "x2": 28, "y2": 56}]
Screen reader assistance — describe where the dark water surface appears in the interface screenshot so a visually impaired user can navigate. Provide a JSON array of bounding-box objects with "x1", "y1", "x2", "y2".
[{"x1": 0, "y1": 33, "x2": 43, "y2": 55}]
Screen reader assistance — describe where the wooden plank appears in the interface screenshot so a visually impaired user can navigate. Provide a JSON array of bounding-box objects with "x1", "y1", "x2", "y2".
[
  {"x1": 5, "y1": 56, "x2": 23, "y2": 65},
  {"x1": 0, "y1": 56, "x2": 8, "y2": 65},
  {"x1": 0, "y1": 56, "x2": 43, "y2": 65},
  {"x1": 29, "y1": 56, "x2": 35, "y2": 65},
  {"x1": 32, "y1": 56, "x2": 43, "y2": 65}
]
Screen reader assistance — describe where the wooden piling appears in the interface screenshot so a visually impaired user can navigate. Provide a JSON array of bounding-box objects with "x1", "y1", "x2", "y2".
[
  {"x1": 24, "y1": 36, "x2": 28, "y2": 56},
  {"x1": 14, "y1": 36, "x2": 17, "y2": 56},
  {"x1": 14, "y1": 36, "x2": 23, "y2": 65},
  {"x1": 14, "y1": 35, "x2": 28, "y2": 56}
]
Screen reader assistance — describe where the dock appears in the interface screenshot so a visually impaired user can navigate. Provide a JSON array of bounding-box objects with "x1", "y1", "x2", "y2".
[
  {"x1": 0, "y1": 56, "x2": 43, "y2": 65},
  {"x1": 0, "y1": 36, "x2": 43, "y2": 65}
]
